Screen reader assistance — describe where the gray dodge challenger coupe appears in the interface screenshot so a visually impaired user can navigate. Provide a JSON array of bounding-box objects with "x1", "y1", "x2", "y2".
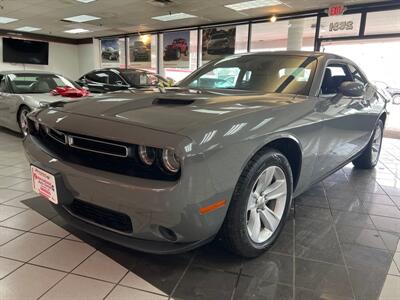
[
  {"x1": 23, "y1": 51, "x2": 386, "y2": 257},
  {"x1": 0, "y1": 71, "x2": 88, "y2": 135}
]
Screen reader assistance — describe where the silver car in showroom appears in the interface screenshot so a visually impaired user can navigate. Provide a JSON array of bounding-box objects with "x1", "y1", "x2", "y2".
[
  {"x1": 23, "y1": 52, "x2": 386, "y2": 257},
  {"x1": 0, "y1": 71, "x2": 87, "y2": 135}
]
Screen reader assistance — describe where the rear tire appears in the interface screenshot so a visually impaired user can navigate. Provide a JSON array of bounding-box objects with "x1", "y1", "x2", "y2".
[
  {"x1": 18, "y1": 106, "x2": 31, "y2": 136},
  {"x1": 220, "y1": 149, "x2": 293, "y2": 258},
  {"x1": 353, "y1": 119, "x2": 384, "y2": 169}
]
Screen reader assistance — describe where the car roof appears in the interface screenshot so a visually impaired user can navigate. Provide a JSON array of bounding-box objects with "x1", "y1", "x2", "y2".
[
  {"x1": 88, "y1": 67, "x2": 151, "y2": 74},
  {"x1": 235, "y1": 50, "x2": 343, "y2": 60}
]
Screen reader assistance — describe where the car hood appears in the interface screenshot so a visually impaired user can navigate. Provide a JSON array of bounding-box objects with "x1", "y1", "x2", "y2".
[
  {"x1": 22, "y1": 93, "x2": 73, "y2": 103},
  {"x1": 49, "y1": 88, "x2": 296, "y2": 135}
]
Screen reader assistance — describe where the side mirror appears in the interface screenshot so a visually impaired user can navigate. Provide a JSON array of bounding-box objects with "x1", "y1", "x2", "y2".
[{"x1": 339, "y1": 81, "x2": 365, "y2": 97}]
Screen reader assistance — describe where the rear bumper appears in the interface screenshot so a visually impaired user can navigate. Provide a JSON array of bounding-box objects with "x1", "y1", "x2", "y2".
[{"x1": 23, "y1": 134, "x2": 229, "y2": 253}]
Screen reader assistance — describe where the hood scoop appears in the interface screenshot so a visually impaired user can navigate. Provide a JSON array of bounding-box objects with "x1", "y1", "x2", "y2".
[{"x1": 153, "y1": 98, "x2": 195, "y2": 105}]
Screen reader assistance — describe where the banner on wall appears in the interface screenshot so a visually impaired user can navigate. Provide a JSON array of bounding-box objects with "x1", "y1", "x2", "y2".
[
  {"x1": 202, "y1": 26, "x2": 236, "y2": 62},
  {"x1": 163, "y1": 31, "x2": 190, "y2": 68},
  {"x1": 101, "y1": 39, "x2": 121, "y2": 65},
  {"x1": 129, "y1": 35, "x2": 151, "y2": 69}
]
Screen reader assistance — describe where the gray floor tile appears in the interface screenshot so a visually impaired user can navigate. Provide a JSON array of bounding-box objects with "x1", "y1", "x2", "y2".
[
  {"x1": 348, "y1": 268, "x2": 387, "y2": 300},
  {"x1": 172, "y1": 265, "x2": 237, "y2": 300},
  {"x1": 371, "y1": 215, "x2": 400, "y2": 233},
  {"x1": 341, "y1": 243, "x2": 393, "y2": 273},
  {"x1": 241, "y1": 252, "x2": 293, "y2": 285},
  {"x1": 106, "y1": 285, "x2": 167, "y2": 300},
  {"x1": 295, "y1": 258, "x2": 353, "y2": 299},
  {"x1": 235, "y1": 277, "x2": 293, "y2": 300},
  {"x1": 333, "y1": 210, "x2": 376, "y2": 229},
  {"x1": 336, "y1": 225, "x2": 387, "y2": 250}
]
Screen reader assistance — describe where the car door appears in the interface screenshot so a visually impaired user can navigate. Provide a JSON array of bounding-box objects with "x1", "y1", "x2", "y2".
[{"x1": 314, "y1": 61, "x2": 373, "y2": 176}]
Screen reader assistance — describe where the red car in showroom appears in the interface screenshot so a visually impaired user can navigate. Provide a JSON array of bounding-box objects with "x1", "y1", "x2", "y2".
[{"x1": 164, "y1": 38, "x2": 189, "y2": 60}]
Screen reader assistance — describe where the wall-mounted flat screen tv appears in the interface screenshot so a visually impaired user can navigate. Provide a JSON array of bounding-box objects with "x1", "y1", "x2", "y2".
[{"x1": 3, "y1": 38, "x2": 49, "y2": 65}]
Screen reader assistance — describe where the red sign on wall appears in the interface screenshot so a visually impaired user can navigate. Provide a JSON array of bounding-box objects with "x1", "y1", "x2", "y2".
[{"x1": 328, "y1": 5, "x2": 346, "y2": 16}]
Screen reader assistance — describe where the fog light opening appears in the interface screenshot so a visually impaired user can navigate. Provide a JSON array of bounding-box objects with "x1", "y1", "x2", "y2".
[{"x1": 159, "y1": 226, "x2": 178, "y2": 242}]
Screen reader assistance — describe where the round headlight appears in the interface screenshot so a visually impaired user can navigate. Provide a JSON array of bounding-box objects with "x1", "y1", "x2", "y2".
[
  {"x1": 138, "y1": 145, "x2": 155, "y2": 166},
  {"x1": 162, "y1": 149, "x2": 180, "y2": 173}
]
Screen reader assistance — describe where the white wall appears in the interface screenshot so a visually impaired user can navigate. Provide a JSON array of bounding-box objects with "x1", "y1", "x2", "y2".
[
  {"x1": 0, "y1": 38, "x2": 99, "y2": 81},
  {"x1": 77, "y1": 39, "x2": 100, "y2": 77}
]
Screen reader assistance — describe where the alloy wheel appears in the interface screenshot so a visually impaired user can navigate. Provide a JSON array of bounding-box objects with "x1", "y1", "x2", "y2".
[
  {"x1": 19, "y1": 109, "x2": 29, "y2": 136},
  {"x1": 371, "y1": 124, "x2": 382, "y2": 164},
  {"x1": 246, "y1": 166, "x2": 287, "y2": 244}
]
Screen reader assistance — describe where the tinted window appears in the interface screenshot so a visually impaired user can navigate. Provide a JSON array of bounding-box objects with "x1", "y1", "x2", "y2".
[
  {"x1": 321, "y1": 64, "x2": 352, "y2": 95},
  {"x1": 179, "y1": 54, "x2": 317, "y2": 95},
  {"x1": 121, "y1": 70, "x2": 160, "y2": 87},
  {"x1": 104, "y1": 71, "x2": 124, "y2": 85},
  {"x1": 349, "y1": 65, "x2": 368, "y2": 85}
]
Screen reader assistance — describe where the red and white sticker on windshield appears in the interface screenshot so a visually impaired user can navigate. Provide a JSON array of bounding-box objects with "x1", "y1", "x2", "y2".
[{"x1": 31, "y1": 166, "x2": 58, "y2": 204}]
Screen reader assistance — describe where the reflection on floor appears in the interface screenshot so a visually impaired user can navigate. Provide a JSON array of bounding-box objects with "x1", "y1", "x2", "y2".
[{"x1": 1, "y1": 128, "x2": 400, "y2": 300}]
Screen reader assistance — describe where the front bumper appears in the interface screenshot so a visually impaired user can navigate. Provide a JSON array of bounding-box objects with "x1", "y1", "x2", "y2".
[{"x1": 23, "y1": 134, "x2": 228, "y2": 254}]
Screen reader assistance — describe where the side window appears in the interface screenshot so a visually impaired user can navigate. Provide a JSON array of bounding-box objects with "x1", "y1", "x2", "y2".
[
  {"x1": 104, "y1": 71, "x2": 124, "y2": 85},
  {"x1": 86, "y1": 72, "x2": 107, "y2": 84},
  {"x1": 349, "y1": 65, "x2": 368, "y2": 86},
  {"x1": 321, "y1": 64, "x2": 352, "y2": 95}
]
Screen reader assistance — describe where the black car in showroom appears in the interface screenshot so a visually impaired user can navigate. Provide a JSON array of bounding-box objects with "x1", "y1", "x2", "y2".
[{"x1": 77, "y1": 68, "x2": 171, "y2": 93}]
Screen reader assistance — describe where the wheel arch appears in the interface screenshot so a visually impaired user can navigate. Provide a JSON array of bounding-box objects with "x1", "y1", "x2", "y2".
[
  {"x1": 379, "y1": 111, "x2": 387, "y2": 126},
  {"x1": 243, "y1": 135, "x2": 303, "y2": 192}
]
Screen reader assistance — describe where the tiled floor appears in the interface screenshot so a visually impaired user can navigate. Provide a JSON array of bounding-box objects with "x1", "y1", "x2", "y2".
[{"x1": 1, "y1": 127, "x2": 400, "y2": 300}]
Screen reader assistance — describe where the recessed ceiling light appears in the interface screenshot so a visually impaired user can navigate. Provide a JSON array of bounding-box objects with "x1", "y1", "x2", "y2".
[
  {"x1": 64, "y1": 28, "x2": 91, "y2": 34},
  {"x1": 225, "y1": 0, "x2": 282, "y2": 11},
  {"x1": 0, "y1": 17, "x2": 18, "y2": 24},
  {"x1": 63, "y1": 14, "x2": 100, "y2": 23},
  {"x1": 76, "y1": 0, "x2": 97, "y2": 3},
  {"x1": 152, "y1": 13, "x2": 197, "y2": 21},
  {"x1": 16, "y1": 26, "x2": 41, "y2": 32}
]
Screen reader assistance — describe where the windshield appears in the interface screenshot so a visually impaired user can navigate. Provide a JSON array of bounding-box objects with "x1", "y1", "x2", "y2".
[
  {"x1": 179, "y1": 54, "x2": 317, "y2": 95},
  {"x1": 121, "y1": 70, "x2": 163, "y2": 87},
  {"x1": 8, "y1": 73, "x2": 80, "y2": 94}
]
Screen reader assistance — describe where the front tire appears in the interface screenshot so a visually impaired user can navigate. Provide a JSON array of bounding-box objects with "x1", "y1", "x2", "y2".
[
  {"x1": 220, "y1": 149, "x2": 293, "y2": 258},
  {"x1": 18, "y1": 106, "x2": 31, "y2": 136},
  {"x1": 353, "y1": 119, "x2": 384, "y2": 169}
]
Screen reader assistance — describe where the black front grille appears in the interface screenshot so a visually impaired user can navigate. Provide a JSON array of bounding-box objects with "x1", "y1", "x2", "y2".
[
  {"x1": 28, "y1": 122, "x2": 179, "y2": 181},
  {"x1": 68, "y1": 135, "x2": 128, "y2": 158},
  {"x1": 69, "y1": 199, "x2": 133, "y2": 233}
]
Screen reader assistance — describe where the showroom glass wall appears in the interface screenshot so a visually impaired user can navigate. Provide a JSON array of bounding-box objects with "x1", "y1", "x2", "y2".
[
  {"x1": 98, "y1": 17, "x2": 316, "y2": 82},
  {"x1": 315, "y1": 6, "x2": 400, "y2": 135},
  {"x1": 97, "y1": 2, "x2": 400, "y2": 83}
]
